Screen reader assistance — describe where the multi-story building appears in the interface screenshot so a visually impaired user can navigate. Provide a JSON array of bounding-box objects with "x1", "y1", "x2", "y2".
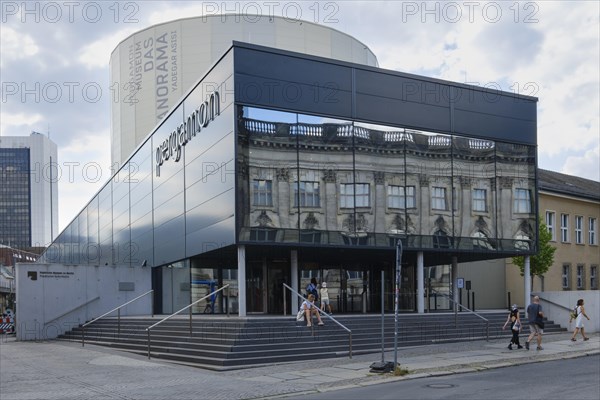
[
  {"x1": 18, "y1": 40, "x2": 538, "y2": 342},
  {"x1": 0, "y1": 133, "x2": 58, "y2": 248},
  {"x1": 506, "y1": 170, "x2": 600, "y2": 305}
]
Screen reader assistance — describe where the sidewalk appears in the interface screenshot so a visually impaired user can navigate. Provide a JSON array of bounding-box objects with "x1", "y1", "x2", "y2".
[{"x1": 1, "y1": 332, "x2": 598, "y2": 399}]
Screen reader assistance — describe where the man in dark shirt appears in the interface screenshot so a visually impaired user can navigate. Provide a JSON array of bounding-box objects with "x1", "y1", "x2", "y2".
[{"x1": 525, "y1": 295, "x2": 544, "y2": 350}]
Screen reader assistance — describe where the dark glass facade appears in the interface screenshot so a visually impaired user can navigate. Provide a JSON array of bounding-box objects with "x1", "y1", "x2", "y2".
[
  {"x1": 0, "y1": 148, "x2": 31, "y2": 247},
  {"x1": 39, "y1": 43, "x2": 538, "y2": 314}
]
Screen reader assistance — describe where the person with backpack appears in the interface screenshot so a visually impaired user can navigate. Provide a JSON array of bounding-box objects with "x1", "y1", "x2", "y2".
[
  {"x1": 306, "y1": 277, "x2": 319, "y2": 302},
  {"x1": 502, "y1": 304, "x2": 523, "y2": 350},
  {"x1": 569, "y1": 298, "x2": 591, "y2": 341}
]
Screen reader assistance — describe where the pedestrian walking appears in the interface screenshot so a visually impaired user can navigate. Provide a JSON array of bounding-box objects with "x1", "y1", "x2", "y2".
[
  {"x1": 503, "y1": 304, "x2": 523, "y2": 349},
  {"x1": 570, "y1": 298, "x2": 591, "y2": 341},
  {"x1": 525, "y1": 295, "x2": 544, "y2": 350},
  {"x1": 319, "y1": 282, "x2": 333, "y2": 314}
]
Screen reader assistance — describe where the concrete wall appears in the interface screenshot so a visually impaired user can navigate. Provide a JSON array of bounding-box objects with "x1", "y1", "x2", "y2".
[
  {"x1": 15, "y1": 263, "x2": 151, "y2": 340},
  {"x1": 533, "y1": 290, "x2": 599, "y2": 333},
  {"x1": 458, "y1": 259, "x2": 507, "y2": 309}
]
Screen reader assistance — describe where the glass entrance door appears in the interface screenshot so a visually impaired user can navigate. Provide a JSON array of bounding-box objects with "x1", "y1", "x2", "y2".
[
  {"x1": 247, "y1": 262, "x2": 264, "y2": 313},
  {"x1": 267, "y1": 261, "x2": 289, "y2": 314}
]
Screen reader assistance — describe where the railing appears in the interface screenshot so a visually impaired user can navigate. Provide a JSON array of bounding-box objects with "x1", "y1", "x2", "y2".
[
  {"x1": 282, "y1": 283, "x2": 352, "y2": 359},
  {"x1": 81, "y1": 290, "x2": 153, "y2": 347},
  {"x1": 145, "y1": 285, "x2": 229, "y2": 360},
  {"x1": 535, "y1": 294, "x2": 572, "y2": 312},
  {"x1": 47, "y1": 296, "x2": 100, "y2": 326},
  {"x1": 431, "y1": 289, "x2": 489, "y2": 341}
]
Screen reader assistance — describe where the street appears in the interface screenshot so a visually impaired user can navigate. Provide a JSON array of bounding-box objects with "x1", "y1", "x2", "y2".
[{"x1": 286, "y1": 354, "x2": 600, "y2": 400}]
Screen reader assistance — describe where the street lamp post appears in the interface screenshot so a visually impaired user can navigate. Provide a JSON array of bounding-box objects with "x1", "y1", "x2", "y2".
[{"x1": 393, "y1": 238, "x2": 403, "y2": 369}]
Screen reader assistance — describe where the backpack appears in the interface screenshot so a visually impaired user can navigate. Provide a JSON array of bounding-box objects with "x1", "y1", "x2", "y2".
[
  {"x1": 306, "y1": 283, "x2": 319, "y2": 301},
  {"x1": 570, "y1": 306, "x2": 578, "y2": 320}
]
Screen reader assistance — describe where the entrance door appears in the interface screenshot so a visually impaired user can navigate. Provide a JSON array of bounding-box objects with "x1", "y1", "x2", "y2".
[
  {"x1": 247, "y1": 262, "x2": 264, "y2": 313},
  {"x1": 267, "y1": 261, "x2": 290, "y2": 314}
]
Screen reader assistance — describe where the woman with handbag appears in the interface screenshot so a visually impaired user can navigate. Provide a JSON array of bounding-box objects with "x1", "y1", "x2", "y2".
[
  {"x1": 299, "y1": 294, "x2": 324, "y2": 327},
  {"x1": 569, "y1": 298, "x2": 591, "y2": 341},
  {"x1": 503, "y1": 304, "x2": 523, "y2": 350}
]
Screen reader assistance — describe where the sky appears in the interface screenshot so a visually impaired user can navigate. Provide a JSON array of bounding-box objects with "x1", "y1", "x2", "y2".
[{"x1": 1, "y1": 1, "x2": 599, "y2": 231}]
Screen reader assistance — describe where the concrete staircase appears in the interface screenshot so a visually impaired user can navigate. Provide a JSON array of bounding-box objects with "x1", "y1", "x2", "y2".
[{"x1": 58, "y1": 312, "x2": 566, "y2": 370}]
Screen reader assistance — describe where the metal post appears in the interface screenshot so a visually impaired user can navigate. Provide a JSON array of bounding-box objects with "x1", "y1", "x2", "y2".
[
  {"x1": 283, "y1": 284, "x2": 287, "y2": 316},
  {"x1": 349, "y1": 332, "x2": 353, "y2": 359},
  {"x1": 82, "y1": 326, "x2": 85, "y2": 347},
  {"x1": 381, "y1": 270, "x2": 384, "y2": 363},
  {"x1": 117, "y1": 308, "x2": 121, "y2": 337},
  {"x1": 151, "y1": 293, "x2": 154, "y2": 318},
  {"x1": 507, "y1": 292, "x2": 511, "y2": 310},
  {"x1": 472, "y1": 292, "x2": 475, "y2": 312},
  {"x1": 147, "y1": 330, "x2": 151, "y2": 359},
  {"x1": 189, "y1": 304, "x2": 193, "y2": 336},
  {"x1": 394, "y1": 238, "x2": 403, "y2": 369}
]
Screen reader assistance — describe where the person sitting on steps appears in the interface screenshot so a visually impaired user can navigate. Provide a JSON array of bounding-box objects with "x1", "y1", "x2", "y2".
[{"x1": 300, "y1": 294, "x2": 324, "y2": 327}]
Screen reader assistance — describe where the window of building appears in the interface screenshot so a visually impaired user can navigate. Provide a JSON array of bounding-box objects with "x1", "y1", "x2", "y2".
[
  {"x1": 561, "y1": 214, "x2": 569, "y2": 242},
  {"x1": 387, "y1": 185, "x2": 415, "y2": 209},
  {"x1": 514, "y1": 188, "x2": 531, "y2": 213},
  {"x1": 562, "y1": 264, "x2": 570, "y2": 289},
  {"x1": 575, "y1": 216, "x2": 583, "y2": 244},
  {"x1": 576, "y1": 264, "x2": 585, "y2": 289},
  {"x1": 252, "y1": 179, "x2": 273, "y2": 206},
  {"x1": 294, "y1": 181, "x2": 320, "y2": 207},
  {"x1": 431, "y1": 187, "x2": 447, "y2": 210},
  {"x1": 590, "y1": 218, "x2": 597, "y2": 245},
  {"x1": 340, "y1": 183, "x2": 370, "y2": 208},
  {"x1": 546, "y1": 211, "x2": 556, "y2": 241},
  {"x1": 472, "y1": 189, "x2": 487, "y2": 212},
  {"x1": 591, "y1": 265, "x2": 598, "y2": 290}
]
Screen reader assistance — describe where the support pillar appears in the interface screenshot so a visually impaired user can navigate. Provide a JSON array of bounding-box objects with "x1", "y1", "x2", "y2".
[
  {"x1": 524, "y1": 255, "x2": 531, "y2": 308},
  {"x1": 417, "y1": 251, "x2": 425, "y2": 314},
  {"x1": 291, "y1": 250, "x2": 299, "y2": 312},
  {"x1": 451, "y1": 256, "x2": 458, "y2": 312},
  {"x1": 237, "y1": 245, "x2": 246, "y2": 317}
]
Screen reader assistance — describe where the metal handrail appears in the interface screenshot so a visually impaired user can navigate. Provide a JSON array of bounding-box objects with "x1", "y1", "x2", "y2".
[
  {"x1": 283, "y1": 283, "x2": 352, "y2": 358},
  {"x1": 534, "y1": 294, "x2": 572, "y2": 312},
  {"x1": 430, "y1": 289, "x2": 489, "y2": 341},
  {"x1": 81, "y1": 289, "x2": 153, "y2": 347},
  {"x1": 146, "y1": 284, "x2": 229, "y2": 359},
  {"x1": 48, "y1": 296, "x2": 100, "y2": 325}
]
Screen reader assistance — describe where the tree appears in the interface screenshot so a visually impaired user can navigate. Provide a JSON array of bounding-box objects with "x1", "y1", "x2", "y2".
[{"x1": 512, "y1": 221, "x2": 556, "y2": 285}]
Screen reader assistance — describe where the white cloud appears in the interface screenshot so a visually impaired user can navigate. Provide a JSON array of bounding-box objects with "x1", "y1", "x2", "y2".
[
  {"x1": 78, "y1": 28, "x2": 139, "y2": 69},
  {"x1": 0, "y1": 26, "x2": 39, "y2": 68},
  {"x1": 562, "y1": 146, "x2": 600, "y2": 182},
  {"x1": 0, "y1": 112, "x2": 43, "y2": 135}
]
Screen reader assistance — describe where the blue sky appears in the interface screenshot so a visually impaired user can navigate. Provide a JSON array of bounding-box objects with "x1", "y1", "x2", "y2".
[{"x1": 1, "y1": 1, "x2": 598, "y2": 230}]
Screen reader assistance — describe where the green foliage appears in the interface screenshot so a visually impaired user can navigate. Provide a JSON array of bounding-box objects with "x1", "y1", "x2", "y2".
[
  {"x1": 512, "y1": 221, "x2": 556, "y2": 278},
  {"x1": 393, "y1": 365, "x2": 409, "y2": 376}
]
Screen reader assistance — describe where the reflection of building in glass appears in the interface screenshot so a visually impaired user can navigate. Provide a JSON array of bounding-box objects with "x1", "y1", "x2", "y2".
[
  {"x1": 32, "y1": 42, "x2": 538, "y2": 327},
  {"x1": 238, "y1": 111, "x2": 536, "y2": 255}
]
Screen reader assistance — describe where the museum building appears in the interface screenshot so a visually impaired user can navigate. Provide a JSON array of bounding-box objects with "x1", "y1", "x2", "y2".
[{"x1": 24, "y1": 40, "x2": 539, "y2": 327}]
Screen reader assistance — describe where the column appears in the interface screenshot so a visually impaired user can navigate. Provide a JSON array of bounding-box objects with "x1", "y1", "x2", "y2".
[
  {"x1": 237, "y1": 245, "x2": 246, "y2": 317},
  {"x1": 524, "y1": 255, "x2": 531, "y2": 308},
  {"x1": 291, "y1": 250, "x2": 298, "y2": 312},
  {"x1": 452, "y1": 256, "x2": 458, "y2": 312},
  {"x1": 417, "y1": 251, "x2": 425, "y2": 314}
]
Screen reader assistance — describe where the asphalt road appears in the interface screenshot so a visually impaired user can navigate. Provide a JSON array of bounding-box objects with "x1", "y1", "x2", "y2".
[{"x1": 286, "y1": 354, "x2": 600, "y2": 400}]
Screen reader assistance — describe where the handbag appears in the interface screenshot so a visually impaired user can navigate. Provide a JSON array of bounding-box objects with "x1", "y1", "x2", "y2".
[
  {"x1": 512, "y1": 321, "x2": 521, "y2": 331},
  {"x1": 296, "y1": 309, "x2": 304, "y2": 321}
]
